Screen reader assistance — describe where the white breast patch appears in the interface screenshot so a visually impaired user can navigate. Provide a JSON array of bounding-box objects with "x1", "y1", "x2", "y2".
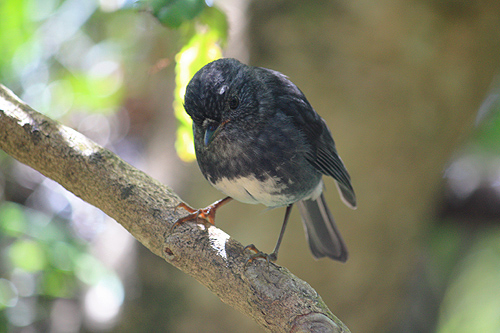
[
  {"x1": 212, "y1": 175, "x2": 323, "y2": 208},
  {"x1": 212, "y1": 175, "x2": 290, "y2": 207}
]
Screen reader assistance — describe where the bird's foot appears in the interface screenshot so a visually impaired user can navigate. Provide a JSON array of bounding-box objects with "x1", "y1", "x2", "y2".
[
  {"x1": 171, "y1": 197, "x2": 232, "y2": 231},
  {"x1": 243, "y1": 244, "x2": 277, "y2": 268}
]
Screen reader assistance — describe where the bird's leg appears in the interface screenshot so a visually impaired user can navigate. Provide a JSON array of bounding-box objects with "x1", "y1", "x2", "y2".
[
  {"x1": 244, "y1": 204, "x2": 293, "y2": 264},
  {"x1": 172, "y1": 196, "x2": 233, "y2": 230}
]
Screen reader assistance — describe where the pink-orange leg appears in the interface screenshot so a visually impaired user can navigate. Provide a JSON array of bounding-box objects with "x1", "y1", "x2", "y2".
[{"x1": 172, "y1": 196, "x2": 233, "y2": 230}]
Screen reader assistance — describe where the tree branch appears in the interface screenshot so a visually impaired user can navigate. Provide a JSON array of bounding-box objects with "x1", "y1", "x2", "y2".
[{"x1": 0, "y1": 84, "x2": 350, "y2": 332}]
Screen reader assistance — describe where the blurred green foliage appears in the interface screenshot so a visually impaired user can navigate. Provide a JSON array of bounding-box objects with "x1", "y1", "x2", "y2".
[
  {"x1": 0, "y1": 0, "x2": 228, "y2": 159},
  {"x1": 0, "y1": 202, "x2": 117, "y2": 325},
  {"x1": 0, "y1": 0, "x2": 125, "y2": 118},
  {"x1": 0, "y1": 0, "x2": 36, "y2": 83},
  {"x1": 435, "y1": 228, "x2": 500, "y2": 332},
  {"x1": 138, "y1": 0, "x2": 228, "y2": 161}
]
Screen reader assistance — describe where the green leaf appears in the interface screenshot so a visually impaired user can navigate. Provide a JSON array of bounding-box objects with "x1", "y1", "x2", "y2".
[
  {"x1": 172, "y1": 5, "x2": 227, "y2": 161},
  {"x1": 198, "y1": 6, "x2": 229, "y2": 47},
  {"x1": 173, "y1": 29, "x2": 223, "y2": 161},
  {"x1": 143, "y1": 0, "x2": 207, "y2": 28}
]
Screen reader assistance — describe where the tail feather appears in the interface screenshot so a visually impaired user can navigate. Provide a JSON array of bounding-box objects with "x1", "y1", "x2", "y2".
[
  {"x1": 335, "y1": 181, "x2": 357, "y2": 210},
  {"x1": 296, "y1": 193, "x2": 348, "y2": 262}
]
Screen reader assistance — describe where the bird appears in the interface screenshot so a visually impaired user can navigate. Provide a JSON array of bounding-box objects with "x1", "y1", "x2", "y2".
[{"x1": 176, "y1": 58, "x2": 356, "y2": 262}]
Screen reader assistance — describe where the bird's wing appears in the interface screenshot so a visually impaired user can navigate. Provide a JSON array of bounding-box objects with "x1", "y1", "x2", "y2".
[{"x1": 259, "y1": 68, "x2": 357, "y2": 208}]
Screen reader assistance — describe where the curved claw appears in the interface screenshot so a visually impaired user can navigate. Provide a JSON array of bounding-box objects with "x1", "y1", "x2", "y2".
[
  {"x1": 171, "y1": 197, "x2": 233, "y2": 232},
  {"x1": 243, "y1": 244, "x2": 277, "y2": 268}
]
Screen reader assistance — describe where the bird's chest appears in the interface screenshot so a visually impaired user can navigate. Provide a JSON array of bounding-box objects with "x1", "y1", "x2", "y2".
[
  {"x1": 210, "y1": 173, "x2": 296, "y2": 207},
  {"x1": 195, "y1": 117, "x2": 321, "y2": 207}
]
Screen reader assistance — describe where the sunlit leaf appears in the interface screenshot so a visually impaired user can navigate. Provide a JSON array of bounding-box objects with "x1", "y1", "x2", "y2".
[{"x1": 173, "y1": 6, "x2": 227, "y2": 162}]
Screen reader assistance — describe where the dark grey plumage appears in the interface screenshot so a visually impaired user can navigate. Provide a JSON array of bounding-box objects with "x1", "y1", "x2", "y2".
[{"x1": 183, "y1": 58, "x2": 356, "y2": 261}]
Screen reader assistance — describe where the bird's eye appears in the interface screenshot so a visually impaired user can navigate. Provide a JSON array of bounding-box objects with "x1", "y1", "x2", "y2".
[{"x1": 229, "y1": 95, "x2": 239, "y2": 110}]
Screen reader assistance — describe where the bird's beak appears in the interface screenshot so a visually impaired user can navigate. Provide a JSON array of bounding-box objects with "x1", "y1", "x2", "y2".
[{"x1": 204, "y1": 119, "x2": 230, "y2": 146}]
